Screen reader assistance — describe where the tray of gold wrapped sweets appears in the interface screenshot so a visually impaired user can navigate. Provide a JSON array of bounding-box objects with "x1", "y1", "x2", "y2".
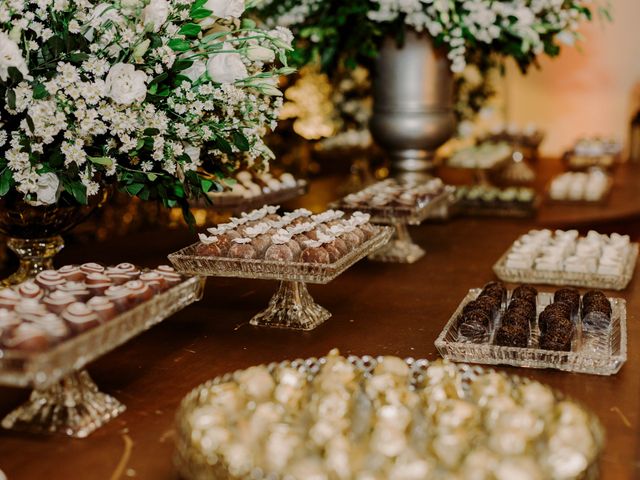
[
  {"x1": 168, "y1": 205, "x2": 393, "y2": 330},
  {"x1": 175, "y1": 349, "x2": 603, "y2": 480},
  {"x1": 435, "y1": 282, "x2": 626, "y2": 375},
  {"x1": 331, "y1": 178, "x2": 455, "y2": 263},
  {"x1": 0, "y1": 263, "x2": 204, "y2": 437}
]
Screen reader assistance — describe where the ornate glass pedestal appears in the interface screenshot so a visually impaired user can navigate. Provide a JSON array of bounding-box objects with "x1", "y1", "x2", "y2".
[
  {"x1": 250, "y1": 281, "x2": 331, "y2": 330},
  {"x1": 368, "y1": 221, "x2": 424, "y2": 264},
  {"x1": 2, "y1": 370, "x2": 125, "y2": 438},
  {"x1": 169, "y1": 227, "x2": 394, "y2": 331},
  {"x1": 2, "y1": 236, "x2": 64, "y2": 287}
]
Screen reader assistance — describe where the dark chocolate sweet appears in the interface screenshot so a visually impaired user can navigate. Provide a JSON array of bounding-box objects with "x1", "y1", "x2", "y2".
[
  {"x1": 582, "y1": 290, "x2": 607, "y2": 310},
  {"x1": 507, "y1": 298, "x2": 536, "y2": 319},
  {"x1": 500, "y1": 309, "x2": 531, "y2": 332},
  {"x1": 582, "y1": 295, "x2": 612, "y2": 319},
  {"x1": 474, "y1": 295, "x2": 501, "y2": 316},
  {"x1": 539, "y1": 312, "x2": 573, "y2": 336},
  {"x1": 459, "y1": 309, "x2": 491, "y2": 332},
  {"x1": 481, "y1": 281, "x2": 506, "y2": 302},
  {"x1": 539, "y1": 328, "x2": 572, "y2": 352},
  {"x1": 554, "y1": 288, "x2": 580, "y2": 314},
  {"x1": 301, "y1": 247, "x2": 331, "y2": 264},
  {"x1": 512, "y1": 284, "x2": 538, "y2": 301},
  {"x1": 195, "y1": 242, "x2": 223, "y2": 257},
  {"x1": 495, "y1": 323, "x2": 529, "y2": 348}
]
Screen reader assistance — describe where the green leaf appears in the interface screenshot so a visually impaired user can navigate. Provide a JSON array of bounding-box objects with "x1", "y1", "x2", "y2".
[
  {"x1": 147, "y1": 172, "x2": 157, "y2": 181},
  {"x1": 179, "y1": 23, "x2": 201, "y2": 37},
  {"x1": 7, "y1": 67, "x2": 23, "y2": 84},
  {"x1": 88, "y1": 156, "x2": 113, "y2": 166},
  {"x1": 215, "y1": 136, "x2": 233, "y2": 154},
  {"x1": 173, "y1": 59, "x2": 193, "y2": 72},
  {"x1": 126, "y1": 183, "x2": 144, "y2": 196},
  {"x1": 25, "y1": 116, "x2": 35, "y2": 133},
  {"x1": 0, "y1": 169, "x2": 13, "y2": 196},
  {"x1": 67, "y1": 181, "x2": 87, "y2": 205},
  {"x1": 190, "y1": 7, "x2": 212, "y2": 19},
  {"x1": 144, "y1": 128, "x2": 160, "y2": 136},
  {"x1": 68, "y1": 52, "x2": 89, "y2": 63},
  {"x1": 232, "y1": 131, "x2": 250, "y2": 152},
  {"x1": 192, "y1": 0, "x2": 207, "y2": 9},
  {"x1": 33, "y1": 83, "x2": 48, "y2": 100},
  {"x1": 150, "y1": 72, "x2": 168, "y2": 85},
  {"x1": 200, "y1": 177, "x2": 213, "y2": 192},
  {"x1": 168, "y1": 39, "x2": 191, "y2": 52},
  {"x1": 6, "y1": 89, "x2": 16, "y2": 110}
]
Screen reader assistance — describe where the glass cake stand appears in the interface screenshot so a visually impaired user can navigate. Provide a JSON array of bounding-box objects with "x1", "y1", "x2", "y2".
[
  {"x1": 174, "y1": 354, "x2": 604, "y2": 480},
  {"x1": 168, "y1": 227, "x2": 394, "y2": 331},
  {"x1": 332, "y1": 187, "x2": 455, "y2": 264},
  {"x1": 194, "y1": 181, "x2": 308, "y2": 215},
  {"x1": 435, "y1": 289, "x2": 627, "y2": 376},
  {"x1": 0, "y1": 276, "x2": 205, "y2": 438},
  {"x1": 493, "y1": 243, "x2": 638, "y2": 291}
]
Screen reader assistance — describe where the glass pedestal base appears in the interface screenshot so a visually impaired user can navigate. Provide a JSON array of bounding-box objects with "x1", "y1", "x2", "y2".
[
  {"x1": 368, "y1": 222, "x2": 424, "y2": 264},
  {"x1": 1, "y1": 236, "x2": 64, "y2": 287},
  {"x1": 250, "y1": 281, "x2": 331, "y2": 331},
  {"x1": 1, "y1": 370, "x2": 125, "y2": 438}
]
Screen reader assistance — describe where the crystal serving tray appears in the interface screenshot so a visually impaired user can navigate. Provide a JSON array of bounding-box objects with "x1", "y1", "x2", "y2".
[
  {"x1": 195, "y1": 180, "x2": 308, "y2": 214},
  {"x1": 168, "y1": 227, "x2": 393, "y2": 330},
  {"x1": 435, "y1": 289, "x2": 627, "y2": 375},
  {"x1": 175, "y1": 354, "x2": 603, "y2": 480},
  {"x1": 331, "y1": 187, "x2": 455, "y2": 263},
  {"x1": 0, "y1": 275, "x2": 205, "y2": 437},
  {"x1": 493, "y1": 243, "x2": 638, "y2": 291}
]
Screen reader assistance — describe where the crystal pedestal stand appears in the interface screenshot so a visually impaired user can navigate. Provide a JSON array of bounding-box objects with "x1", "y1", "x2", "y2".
[
  {"x1": 369, "y1": 221, "x2": 424, "y2": 264},
  {"x1": 250, "y1": 281, "x2": 331, "y2": 331},
  {"x1": 2, "y1": 236, "x2": 64, "y2": 287},
  {"x1": 2, "y1": 369, "x2": 125, "y2": 438}
]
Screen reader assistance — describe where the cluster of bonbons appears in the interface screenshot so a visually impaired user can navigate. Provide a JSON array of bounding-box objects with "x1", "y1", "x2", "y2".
[
  {"x1": 342, "y1": 178, "x2": 446, "y2": 209},
  {"x1": 0, "y1": 263, "x2": 184, "y2": 352},
  {"x1": 195, "y1": 206, "x2": 378, "y2": 264}
]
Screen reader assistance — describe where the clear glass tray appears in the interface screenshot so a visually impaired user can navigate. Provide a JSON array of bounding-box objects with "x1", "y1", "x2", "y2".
[
  {"x1": 493, "y1": 243, "x2": 638, "y2": 291},
  {"x1": 435, "y1": 289, "x2": 627, "y2": 376},
  {"x1": 331, "y1": 187, "x2": 455, "y2": 263},
  {"x1": 168, "y1": 227, "x2": 393, "y2": 330},
  {"x1": 193, "y1": 181, "x2": 308, "y2": 214},
  {"x1": 0, "y1": 276, "x2": 205, "y2": 437},
  {"x1": 174, "y1": 354, "x2": 603, "y2": 480}
]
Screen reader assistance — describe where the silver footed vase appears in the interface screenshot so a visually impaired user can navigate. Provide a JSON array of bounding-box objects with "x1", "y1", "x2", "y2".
[{"x1": 370, "y1": 30, "x2": 456, "y2": 175}]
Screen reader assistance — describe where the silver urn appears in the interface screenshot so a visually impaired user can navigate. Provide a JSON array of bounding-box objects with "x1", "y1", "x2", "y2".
[{"x1": 370, "y1": 30, "x2": 456, "y2": 174}]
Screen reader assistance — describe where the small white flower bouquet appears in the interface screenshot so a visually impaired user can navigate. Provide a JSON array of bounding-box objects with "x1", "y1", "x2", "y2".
[{"x1": 0, "y1": 0, "x2": 294, "y2": 220}]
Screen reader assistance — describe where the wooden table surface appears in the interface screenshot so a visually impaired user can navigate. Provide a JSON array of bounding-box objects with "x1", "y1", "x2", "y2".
[{"x1": 0, "y1": 160, "x2": 639, "y2": 480}]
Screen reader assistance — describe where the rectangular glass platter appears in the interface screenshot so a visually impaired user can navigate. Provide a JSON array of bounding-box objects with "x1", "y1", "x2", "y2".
[
  {"x1": 493, "y1": 243, "x2": 638, "y2": 291},
  {"x1": 168, "y1": 226, "x2": 394, "y2": 284},
  {"x1": 0, "y1": 276, "x2": 206, "y2": 389},
  {"x1": 435, "y1": 289, "x2": 627, "y2": 376},
  {"x1": 331, "y1": 188, "x2": 455, "y2": 225}
]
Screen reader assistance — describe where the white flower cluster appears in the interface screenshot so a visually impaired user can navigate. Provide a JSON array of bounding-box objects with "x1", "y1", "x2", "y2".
[
  {"x1": 259, "y1": 0, "x2": 591, "y2": 73},
  {"x1": 0, "y1": 0, "x2": 293, "y2": 206}
]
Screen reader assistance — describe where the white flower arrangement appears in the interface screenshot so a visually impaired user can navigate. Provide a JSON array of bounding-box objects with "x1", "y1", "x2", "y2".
[
  {"x1": 0, "y1": 0, "x2": 294, "y2": 220},
  {"x1": 256, "y1": 0, "x2": 603, "y2": 73}
]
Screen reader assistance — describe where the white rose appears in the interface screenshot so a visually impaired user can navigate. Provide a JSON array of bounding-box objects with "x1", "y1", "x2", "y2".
[
  {"x1": 246, "y1": 45, "x2": 275, "y2": 63},
  {"x1": 31, "y1": 172, "x2": 60, "y2": 206},
  {"x1": 206, "y1": 48, "x2": 248, "y2": 84},
  {"x1": 105, "y1": 63, "x2": 148, "y2": 105},
  {"x1": 181, "y1": 59, "x2": 207, "y2": 82},
  {"x1": 142, "y1": 0, "x2": 169, "y2": 32},
  {"x1": 204, "y1": 0, "x2": 244, "y2": 18},
  {"x1": 0, "y1": 32, "x2": 29, "y2": 81}
]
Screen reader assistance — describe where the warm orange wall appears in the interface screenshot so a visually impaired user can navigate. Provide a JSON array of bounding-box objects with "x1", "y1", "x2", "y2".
[{"x1": 500, "y1": 0, "x2": 640, "y2": 156}]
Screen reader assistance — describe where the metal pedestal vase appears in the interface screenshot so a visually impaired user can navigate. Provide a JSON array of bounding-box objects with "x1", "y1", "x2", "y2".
[{"x1": 370, "y1": 30, "x2": 455, "y2": 176}]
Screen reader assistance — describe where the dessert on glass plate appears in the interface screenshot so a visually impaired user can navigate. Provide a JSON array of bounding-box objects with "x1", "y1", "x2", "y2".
[
  {"x1": 169, "y1": 205, "x2": 393, "y2": 330},
  {"x1": 493, "y1": 229, "x2": 638, "y2": 290},
  {"x1": 332, "y1": 178, "x2": 455, "y2": 263},
  {"x1": 175, "y1": 349, "x2": 603, "y2": 480},
  {"x1": 435, "y1": 281, "x2": 626, "y2": 375},
  {"x1": 548, "y1": 171, "x2": 612, "y2": 203},
  {"x1": 0, "y1": 263, "x2": 204, "y2": 437}
]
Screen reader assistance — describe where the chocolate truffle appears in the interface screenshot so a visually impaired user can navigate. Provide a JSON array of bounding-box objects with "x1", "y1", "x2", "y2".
[
  {"x1": 328, "y1": 238, "x2": 349, "y2": 257},
  {"x1": 35, "y1": 270, "x2": 65, "y2": 291},
  {"x1": 539, "y1": 328, "x2": 572, "y2": 352},
  {"x1": 301, "y1": 247, "x2": 331, "y2": 264},
  {"x1": 105, "y1": 285, "x2": 132, "y2": 311},
  {"x1": 2, "y1": 323, "x2": 50, "y2": 351},
  {"x1": 15, "y1": 299, "x2": 49, "y2": 320},
  {"x1": 0, "y1": 288, "x2": 21, "y2": 310},
  {"x1": 63, "y1": 302, "x2": 100, "y2": 333},
  {"x1": 264, "y1": 244, "x2": 294, "y2": 262},
  {"x1": 474, "y1": 295, "x2": 501, "y2": 317},
  {"x1": 582, "y1": 290, "x2": 607, "y2": 310},
  {"x1": 495, "y1": 323, "x2": 529, "y2": 348},
  {"x1": 286, "y1": 240, "x2": 302, "y2": 260},
  {"x1": 458, "y1": 310, "x2": 491, "y2": 340},
  {"x1": 251, "y1": 235, "x2": 272, "y2": 257},
  {"x1": 512, "y1": 284, "x2": 538, "y2": 301},
  {"x1": 58, "y1": 265, "x2": 85, "y2": 282},
  {"x1": 139, "y1": 271, "x2": 168, "y2": 293},
  {"x1": 80, "y1": 262, "x2": 105, "y2": 276},
  {"x1": 87, "y1": 297, "x2": 119, "y2": 323},
  {"x1": 58, "y1": 281, "x2": 91, "y2": 302},
  {"x1": 35, "y1": 313, "x2": 71, "y2": 342},
  {"x1": 323, "y1": 243, "x2": 342, "y2": 263},
  {"x1": 228, "y1": 243, "x2": 258, "y2": 259},
  {"x1": 507, "y1": 298, "x2": 536, "y2": 320},
  {"x1": 341, "y1": 232, "x2": 361, "y2": 249},
  {"x1": 125, "y1": 280, "x2": 154, "y2": 305},
  {"x1": 195, "y1": 242, "x2": 223, "y2": 257},
  {"x1": 538, "y1": 312, "x2": 573, "y2": 336},
  {"x1": 358, "y1": 223, "x2": 377, "y2": 240},
  {"x1": 42, "y1": 291, "x2": 76, "y2": 315},
  {"x1": 554, "y1": 288, "x2": 580, "y2": 314},
  {"x1": 155, "y1": 265, "x2": 182, "y2": 286},
  {"x1": 17, "y1": 281, "x2": 44, "y2": 300},
  {"x1": 481, "y1": 281, "x2": 506, "y2": 302},
  {"x1": 500, "y1": 309, "x2": 531, "y2": 332},
  {"x1": 85, "y1": 273, "x2": 113, "y2": 296}
]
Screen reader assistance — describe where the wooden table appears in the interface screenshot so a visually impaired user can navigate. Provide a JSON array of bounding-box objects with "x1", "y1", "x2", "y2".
[{"x1": 0, "y1": 160, "x2": 639, "y2": 479}]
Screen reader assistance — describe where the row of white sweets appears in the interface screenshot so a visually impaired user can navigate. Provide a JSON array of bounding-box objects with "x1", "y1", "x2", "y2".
[
  {"x1": 505, "y1": 229, "x2": 631, "y2": 276},
  {"x1": 549, "y1": 171, "x2": 610, "y2": 202}
]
